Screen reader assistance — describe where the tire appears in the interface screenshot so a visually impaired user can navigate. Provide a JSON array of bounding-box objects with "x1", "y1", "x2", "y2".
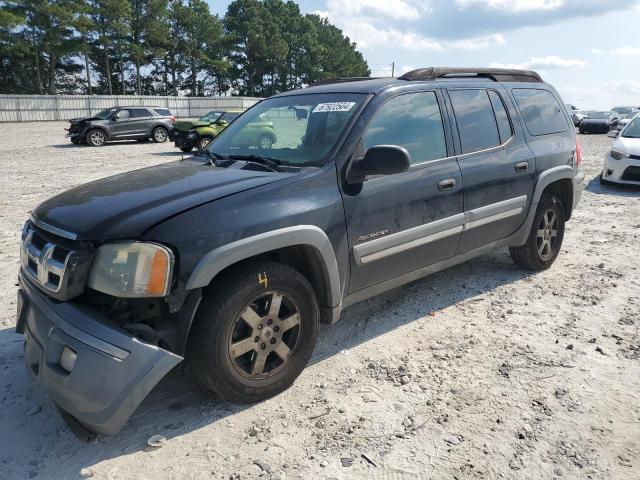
[
  {"x1": 152, "y1": 126, "x2": 168, "y2": 143},
  {"x1": 86, "y1": 129, "x2": 106, "y2": 147},
  {"x1": 599, "y1": 171, "x2": 611, "y2": 186},
  {"x1": 257, "y1": 135, "x2": 273, "y2": 149},
  {"x1": 196, "y1": 136, "x2": 213, "y2": 151},
  {"x1": 509, "y1": 193, "x2": 565, "y2": 271},
  {"x1": 180, "y1": 146, "x2": 193, "y2": 152},
  {"x1": 188, "y1": 261, "x2": 319, "y2": 404}
]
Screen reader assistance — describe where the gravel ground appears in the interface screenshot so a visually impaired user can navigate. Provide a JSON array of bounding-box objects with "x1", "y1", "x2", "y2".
[{"x1": 0, "y1": 122, "x2": 638, "y2": 480}]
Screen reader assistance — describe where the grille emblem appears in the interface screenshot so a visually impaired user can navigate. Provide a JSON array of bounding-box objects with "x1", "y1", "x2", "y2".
[{"x1": 20, "y1": 229, "x2": 72, "y2": 292}]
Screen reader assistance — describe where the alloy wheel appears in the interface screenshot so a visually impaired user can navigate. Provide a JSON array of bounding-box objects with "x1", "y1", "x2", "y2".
[
  {"x1": 536, "y1": 209, "x2": 558, "y2": 261},
  {"x1": 228, "y1": 291, "x2": 302, "y2": 380},
  {"x1": 154, "y1": 128, "x2": 167, "y2": 142},
  {"x1": 90, "y1": 131, "x2": 105, "y2": 146}
]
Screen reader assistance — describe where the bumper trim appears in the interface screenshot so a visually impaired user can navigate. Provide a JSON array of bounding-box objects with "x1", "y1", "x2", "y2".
[{"x1": 18, "y1": 274, "x2": 184, "y2": 434}]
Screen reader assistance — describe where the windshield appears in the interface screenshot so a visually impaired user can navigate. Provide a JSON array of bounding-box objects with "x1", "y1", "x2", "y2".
[
  {"x1": 622, "y1": 115, "x2": 640, "y2": 138},
  {"x1": 612, "y1": 107, "x2": 633, "y2": 115},
  {"x1": 199, "y1": 111, "x2": 224, "y2": 122},
  {"x1": 219, "y1": 111, "x2": 241, "y2": 122},
  {"x1": 95, "y1": 109, "x2": 116, "y2": 119},
  {"x1": 587, "y1": 111, "x2": 611, "y2": 119},
  {"x1": 206, "y1": 93, "x2": 367, "y2": 166}
]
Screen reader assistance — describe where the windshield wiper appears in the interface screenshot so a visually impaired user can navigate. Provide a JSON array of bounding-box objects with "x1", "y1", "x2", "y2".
[
  {"x1": 228, "y1": 154, "x2": 283, "y2": 172},
  {"x1": 201, "y1": 151, "x2": 284, "y2": 172}
]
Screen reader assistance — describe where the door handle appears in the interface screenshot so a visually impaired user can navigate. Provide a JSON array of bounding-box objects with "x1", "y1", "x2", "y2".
[
  {"x1": 515, "y1": 162, "x2": 529, "y2": 172},
  {"x1": 438, "y1": 178, "x2": 457, "y2": 191}
]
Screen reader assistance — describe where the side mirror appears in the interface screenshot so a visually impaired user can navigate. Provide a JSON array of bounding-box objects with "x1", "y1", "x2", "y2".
[
  {"x1": 607, "y1": 130, "x2": 619, "y2": 138},
  {"x1": 346, "y1": 145, "x2": 410, "y2": 183}
]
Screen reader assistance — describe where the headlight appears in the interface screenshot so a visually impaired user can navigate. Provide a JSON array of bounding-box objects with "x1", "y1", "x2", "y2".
[
  {"x1": 87, "y1": 242, "x2": 174, "y2": 297},
  {"x1": 610, "y1": 150, "x2": 629, "y2": 161}
]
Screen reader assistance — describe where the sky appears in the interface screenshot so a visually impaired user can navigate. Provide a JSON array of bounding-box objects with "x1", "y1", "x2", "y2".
[{"x1": 207, "y1": 0, "x2": 640, "y2": 110}]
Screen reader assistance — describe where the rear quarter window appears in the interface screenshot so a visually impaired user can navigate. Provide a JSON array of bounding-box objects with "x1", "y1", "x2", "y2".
[
  {"x1": 153, "y1": 108, "x2": 172, "y2": 116},
  {"x1": 512, "y1": 88, "x2": 568, "y2": 136}
]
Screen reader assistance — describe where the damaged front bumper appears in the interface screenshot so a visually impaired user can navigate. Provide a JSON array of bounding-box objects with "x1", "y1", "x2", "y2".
[{"x1": 17, "y1": 273, "x2": 183, "y2": 435}]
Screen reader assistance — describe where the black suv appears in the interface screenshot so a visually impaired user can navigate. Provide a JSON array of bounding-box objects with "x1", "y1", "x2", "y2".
[
  {"x1": 18, "y1": 67, "x2": 584, "y2": 436},
  {"x1": 66, "y1": 106, "x2": 175, "y2": 146}
]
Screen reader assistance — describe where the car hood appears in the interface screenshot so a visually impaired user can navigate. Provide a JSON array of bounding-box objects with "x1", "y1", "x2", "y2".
[
  {"x1": 32, "y1": 160, "x2": 293, "y2": 240},
  {"x1": 173, "y1": 120, "x2": 211, "y2": 131},
  {"x1": 614, "y1": 136, "x2": 640, "y2": 155},
  {"x1": 70, "y1": 116, "x2": 102, "y2": 124}
]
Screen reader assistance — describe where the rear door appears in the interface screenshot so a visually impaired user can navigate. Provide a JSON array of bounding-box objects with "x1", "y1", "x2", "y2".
[
  {"x1": 343, "y1": 90, "x2": 464, "y2": 293},
  {"x1": 447, "y1": 87, "x2": 536, "y2": 253},
  {"x1": 129, "y1": 108, "x2": 154, "y2": 136}
]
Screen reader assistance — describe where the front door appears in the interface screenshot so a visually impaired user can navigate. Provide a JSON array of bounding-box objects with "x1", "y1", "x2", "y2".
[
  {"x1": 446, "y1": 88, "x2": 536, "y2": 253},
  {"x1": 342, "y1": 90, "x2": 464, "y2": 293},
  {"x1": 109, "y1": 109, "x2": 132, "y2": 138}
]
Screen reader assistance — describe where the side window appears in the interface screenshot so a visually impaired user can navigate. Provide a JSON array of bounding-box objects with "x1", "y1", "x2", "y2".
[
  {"x1": 512, "y1": 88, "x2": 568, "y2": 136},
  {"x1": 131, "y1": 108, "x2": 151, "y2": 118},
  {"x1": 449, "y1": 89, "x2": 500, "y2": 154},
  {"x1": 154, "y1": 108, "x2": 171, "y2": 116},
  {"x1": 488, "y1": 90, "x2": 513, "y2": 144},
  {"x1": 116, "y1": 109, "x2": 130, "y2": 119},
  {"x1": 363, "y1": 91, "x2": 447, "y2": 165}
]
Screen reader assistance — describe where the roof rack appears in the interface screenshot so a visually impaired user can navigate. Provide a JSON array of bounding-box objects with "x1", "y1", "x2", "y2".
[
  {"x1": 310, "y1": 77, "x2": 382, "y2": 87},
  {"x1": 398, "y1": 67, "x2": 543, "y2": 83}
]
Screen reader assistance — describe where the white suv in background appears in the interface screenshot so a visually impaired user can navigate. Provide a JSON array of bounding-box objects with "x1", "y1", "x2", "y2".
[{"x1": 602, "y1": 113, "x2": 640, "y2": 185}]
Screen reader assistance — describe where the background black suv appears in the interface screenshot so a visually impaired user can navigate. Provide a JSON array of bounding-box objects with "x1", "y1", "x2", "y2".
[{"x1": 65, "y1": 106, "x2": 175, "y2": 146}]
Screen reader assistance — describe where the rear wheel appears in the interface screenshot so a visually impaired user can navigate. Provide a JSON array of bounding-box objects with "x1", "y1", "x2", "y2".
[
  {"x1": 189, "y1": 261, "x2": 319, "y2": 403},
  {"x1": 152, "y1": 126, "x2": 168, "y2": 143},
  {"x1": 509, "y1": 193, "x2": 565, "y2": 271},
  {"x1": 86, "y1": 129, "x2": 106, "y2": 147}
]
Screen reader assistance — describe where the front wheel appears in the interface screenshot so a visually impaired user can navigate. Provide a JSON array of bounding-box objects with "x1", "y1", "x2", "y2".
[
  {"x1": 152, "y1": 126, "x2": 168, "y2": 143},
  {"x1": 86, "y1": 129, "x2": 106, "y2": 147},
  {"x1": 257, "y1": 135, "x2": 273, "y2": 149},
  {"x1": 188, "y1": 261, "x2": 319, "y2": 404},
  {"x1": 509, "y1": 193, "x2": 565, "y2": 271},
  {"x1": 197, "y1": 136, "x2": 213, "y2": 151}
]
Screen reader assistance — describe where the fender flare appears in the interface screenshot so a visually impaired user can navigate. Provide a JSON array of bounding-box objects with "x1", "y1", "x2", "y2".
[
  {"x1": 185, "y1": 225, "x2": 342, "y2": 310},
  {"x1": 501, "y1": 165, "x2": 576, "y2": 247}
]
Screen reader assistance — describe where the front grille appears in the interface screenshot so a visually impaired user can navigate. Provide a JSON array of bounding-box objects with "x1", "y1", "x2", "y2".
[
  {"x1": 621, "y1": 166, "x2": 640, "y2": 182},
  {"x1": 630, "y1": 154, "x2": 640, "y2": 161},
  {"x1": 20, "y1": 227, "x2": 73, "y2": 293}
]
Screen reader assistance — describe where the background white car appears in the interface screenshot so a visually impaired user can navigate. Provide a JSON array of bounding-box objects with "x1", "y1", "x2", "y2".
[{"x1": 601, "y1": 113, "x2": 640, "y2": 185}]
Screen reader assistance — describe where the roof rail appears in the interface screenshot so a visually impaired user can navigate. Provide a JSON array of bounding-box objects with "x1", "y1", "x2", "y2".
[
  {"x1": 310, "y1": 77, "x2": 382, "y2": 87},
  {"x1": 398, "y1": 67, "x2": 543, "y2": 83}
]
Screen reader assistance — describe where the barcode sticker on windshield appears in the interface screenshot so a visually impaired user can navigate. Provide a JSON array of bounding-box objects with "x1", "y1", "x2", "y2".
[{"x1": 312, "y1": 102, "x2": 356, "y2": 113}]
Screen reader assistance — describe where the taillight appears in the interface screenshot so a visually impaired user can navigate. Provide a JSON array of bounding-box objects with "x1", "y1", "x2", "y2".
[
  {"x1": 170, "y1": 115, "x2": 176, "y2": 123},
  {"x1": 575, "y1": 137, "x2": 582, "y2": 166}
]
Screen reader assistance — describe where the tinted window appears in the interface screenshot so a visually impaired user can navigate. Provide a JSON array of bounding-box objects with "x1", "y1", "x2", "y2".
[
  {"x1": 488, "y1": 90, "x2": 513, "y2": 144},
  {"x1": 154, "y1": 108, "x2": 171, "y2": 116},
  {"x1": 512, "y1": 88, "x2": 568, "y2": 136},
  {"x1": 449, "y1": 89, "x2": 500, "y2": 154},
  {"x1": 363, "y1": 91, "x2": 447, "y2": 165},
  {"x1": 221, "y1": 112, "x2": 240, "y2": 122},
  {"x1": 131, "y1": 108, "x2": 151, "y2": 118},
  {"x1": 116, "y1": 109, "x2": 130, "y2": 119}
]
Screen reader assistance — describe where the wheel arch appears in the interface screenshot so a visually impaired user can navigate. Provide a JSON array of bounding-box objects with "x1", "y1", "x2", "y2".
[
  {"x1": 185, "y1": 226, "x2": 342, "y2": 324},
  {"x1": 84, "y1": 125, "x2": 108, "y2": 141}
]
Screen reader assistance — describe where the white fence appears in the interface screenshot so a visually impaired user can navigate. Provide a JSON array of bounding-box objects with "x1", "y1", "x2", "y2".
[{"x1": 0, "y1": 95, "x2": 262, "y2": 122}]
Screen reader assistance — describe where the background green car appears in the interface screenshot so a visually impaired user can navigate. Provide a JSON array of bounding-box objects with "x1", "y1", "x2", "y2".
[{"x1": 170, "y1": 109, "x2": 277, "y2": 152}]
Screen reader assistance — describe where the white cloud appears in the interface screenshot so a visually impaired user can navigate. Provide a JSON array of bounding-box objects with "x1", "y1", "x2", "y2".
[
  {"x1": 591, "y1": 46, "x2": 640, "y2": 55},
  {"x1": 559, "y1": 79, "x2": 640, "y2": 110},
  {"x1": 371, "y1": 64, "x2": 416, "y2": 77},
  {"x1": 490, "y1": 55, "x2": 587, "y2": 70},
  {"x1": 456, "y1": 0, "x2": 563, "y2": 12},
  {"x1": 323, "y1": 0, "x2": 423, "y2": 20}
]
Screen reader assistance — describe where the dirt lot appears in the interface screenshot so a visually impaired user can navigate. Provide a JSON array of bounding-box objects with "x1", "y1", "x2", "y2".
[{"x1": 0, "y1": 122, "x2": 638, "y2": 480}]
